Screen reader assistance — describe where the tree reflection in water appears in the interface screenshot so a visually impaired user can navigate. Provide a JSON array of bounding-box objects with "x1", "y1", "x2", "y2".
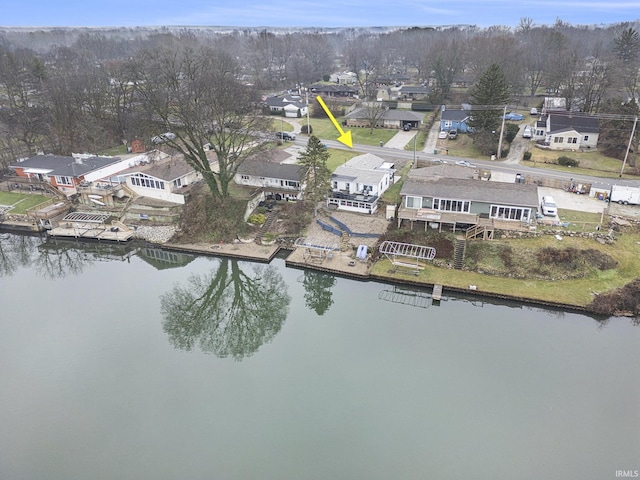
[
  {"x1": 160, "y1": 258, "x2": 290, "y2": 360},
  {"x1": 301, "y1": 270, "x2": 336, "y2": 316}
]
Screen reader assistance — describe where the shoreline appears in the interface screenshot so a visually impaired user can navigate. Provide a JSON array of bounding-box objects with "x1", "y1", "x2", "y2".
[
  {"x1": 0, "y1": 221, "x2": 620, "y2": 318},
  {"x1": 159, "y1": 238, "x2": 601, "y2": 318}
]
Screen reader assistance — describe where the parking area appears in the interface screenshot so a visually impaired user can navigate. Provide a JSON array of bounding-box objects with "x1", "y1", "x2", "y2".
[{"x1": 538, "y1": 187, "x2": 608, "y2": 214}]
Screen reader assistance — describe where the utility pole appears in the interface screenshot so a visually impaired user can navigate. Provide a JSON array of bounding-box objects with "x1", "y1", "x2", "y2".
[
  {"x1": 306, "y1": 89, "x2": 310, "y2": 135},
  {"x1": 620, "y1": 116, "x2": 638, "y2": 177},
  {"x1": 497, "y1": 105, "x2": 507, "y2": 160}
]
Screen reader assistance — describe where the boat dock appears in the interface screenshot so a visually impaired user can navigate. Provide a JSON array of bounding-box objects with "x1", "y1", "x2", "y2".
[{"x1": 48, "y1": 212, "x2": 135, "y2": 241}]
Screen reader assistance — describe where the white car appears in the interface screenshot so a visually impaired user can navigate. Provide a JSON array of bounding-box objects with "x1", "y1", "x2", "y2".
[
  {"x1": 151, "y1": 132, "x2": 176, "y2": 144},
  {"x1": 438, "y1": 131, "x2": 448, "y2": 139},
  {"x1": 456, "y1": 160, "x2": 476, "y2": 168}
]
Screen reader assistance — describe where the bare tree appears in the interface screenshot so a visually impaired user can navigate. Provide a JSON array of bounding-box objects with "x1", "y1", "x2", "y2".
[{"x1": 133, "y1": 45, "x2": 272, "y2": 198}]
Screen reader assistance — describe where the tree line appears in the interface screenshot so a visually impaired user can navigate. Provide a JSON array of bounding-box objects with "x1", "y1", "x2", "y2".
[{"x1": 1, "y1": 19, "x2": 639, "y2": 181}]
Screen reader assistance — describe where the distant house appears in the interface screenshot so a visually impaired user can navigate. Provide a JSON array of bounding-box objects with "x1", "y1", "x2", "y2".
[
  {"x1": 234, "y1": 149, "x2": 307, "y2": 201},
  {"x1": 328, "y1": 153, "x2": 396, "y2": 214},
  {"x1": 122, "y1": 153, "x2": 203, "y2": 205},
  {"x1": 345, "y1": 108, "x2": 424, "y2": 130},
  {"x1": 329, "y1": 71, "x2": 358, "y2": 85},
  {"x1": 541, "y1": 112, "x2": 599, "y2": 151},
  {"x1": 264, "y1": 94, "x2": 308, "y2": 117},
  {"x1": 398, "y1": 85, "x2": 430, "y2": 100},
  {"x1": 10, "y1": 153, "x2": 132, "y2": 197},
  {"x1": 440, "y1": 107, "x2": 472, "y2": 133},
  {"x1": 397, "y1": 165, "x2": 539, "y2": 235},
  {"x1": 542, "y1": 97, "x2": 567, "y2": 114},
  {"x1": 308, "y1": 84, "x2": 359, "y2": 98}
]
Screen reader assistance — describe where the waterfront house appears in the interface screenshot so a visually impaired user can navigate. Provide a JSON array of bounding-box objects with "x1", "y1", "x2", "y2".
[
  {"x1": 234, "y1": 149, "x2": 307, "y2": 201},
  {"x1": 397, "y1": 164, "x2": 539, "y2": 236},
  {"x1": 10, "y1": 153, "x2": 132, "y2": 197},
  {"x1": 328, "y1": 153, "x2": 396, "y2": 214}
]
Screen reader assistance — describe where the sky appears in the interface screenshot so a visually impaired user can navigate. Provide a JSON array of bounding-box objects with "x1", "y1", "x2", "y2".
[{"x1": 2, "y1": 0, "x2": 639, "y2": 29}]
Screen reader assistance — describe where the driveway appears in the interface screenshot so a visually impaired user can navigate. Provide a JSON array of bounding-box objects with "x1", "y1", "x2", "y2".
[{"x1": 382, "y1": 130, "x2": 417, "y2": 149}]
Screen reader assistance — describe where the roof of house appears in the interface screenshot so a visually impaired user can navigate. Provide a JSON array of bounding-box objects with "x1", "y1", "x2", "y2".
[
  {"x1": 134, "y1": 155, "x2": 195, "y2": 182},
  {"x1": 440, "y1": 109, "x2": 471, "y2": 122},
  {"x1": 548, "y1": 112, "x2": 599, "y2": 134},
  {"x1": 10, "y1": 154, "x2": 122, "y2": 177},
  {"x1": 309, "y1": 84, "x2": 358, "y2": 94},
  {"x1": 401, "y1": 176, "x2": 539, "y2": 208},
  {"x1": 345, "y1": 108, "x2": 424, "y2": 122},
  {"x1": 332, "y1": 153, "x2": 395, "y2": 185},
  {"x1": 265, "y1": 94, "x2": 305, "y2": 108},
  {"x1": 236, "y1": 155, "x2": 306, "y2": 182},
  {"x1": 399, "y1": 85, "x2": 429, "y2": 94}
]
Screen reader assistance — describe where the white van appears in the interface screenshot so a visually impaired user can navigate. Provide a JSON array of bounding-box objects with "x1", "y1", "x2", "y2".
[{"x1": 540, "y1": 196, "x2": 557, "y2": 216}]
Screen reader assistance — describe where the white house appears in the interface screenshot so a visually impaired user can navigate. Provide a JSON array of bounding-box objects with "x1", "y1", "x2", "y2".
[
  {"x1": 123, "y1": 153, "x2": 203, "y2": 204},
  {"x1": 328, "y1": 153, "x2": 396, "y2": 214},
  {"x1": 543, "y1": 112, "x2": 599, "y2": 151}
]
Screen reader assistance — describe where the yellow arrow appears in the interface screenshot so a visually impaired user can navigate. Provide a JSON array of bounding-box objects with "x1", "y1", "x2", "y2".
[{"x1": 315, "y1": 95, "x2": 353, "y2": 148}]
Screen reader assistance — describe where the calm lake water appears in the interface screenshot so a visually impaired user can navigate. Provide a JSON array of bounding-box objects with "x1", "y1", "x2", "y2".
[{"x1": 0, "y1": 234, "x2": 639, "y2": 480}]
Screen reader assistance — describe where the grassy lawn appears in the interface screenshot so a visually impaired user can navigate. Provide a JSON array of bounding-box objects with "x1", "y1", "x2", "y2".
[
  {"x1": 522, "y1": 149, "x2": 629, "y2": 178},
  {"x1": 370, "y1": 232, "x2": 640, "y2": 307},
  {"x1": 326, "y1": 149, "x2": 360, "y2": 172},
  {"x1": 308, "y1": 117, "x2": 400, "y2": 147},
  {"x1": 0, "y1": 191, "x2": 50, "y2": 214}
]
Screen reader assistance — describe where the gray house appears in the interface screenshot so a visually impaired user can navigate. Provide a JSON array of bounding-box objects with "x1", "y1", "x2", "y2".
[
  {"x1": 234, "y1": 150, "x2": 307, "y2": 201},
  {"x1": 345, "y1": 108, "x2": 424, "y2": 130},
  {"x1": 397, "y1": 165, "x2": 539, "y2": 236}
]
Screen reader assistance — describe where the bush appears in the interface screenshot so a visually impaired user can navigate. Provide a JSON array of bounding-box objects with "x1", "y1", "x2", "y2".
[
  {"x1": 323, "y1": 74, "x2": 330, "y2": 82},
  {"x1": 248, "y1": 213, "x2": 266, "y2": 225},
  {"x1": 523, "y1": 151, "x2": 532, "y2": 160},
  {"x1": 557, "y1": 156, "x2": 579, "y2": 167},
  {"x1": 301, "y1": 124, "x2": 313, "y2": 134}
]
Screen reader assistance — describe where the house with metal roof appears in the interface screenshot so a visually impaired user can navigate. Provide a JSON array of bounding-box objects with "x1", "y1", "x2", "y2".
[
  {"x1": 234, "y1": 149, "x2": 307, "y2": 201},
  {"x1": 398, "y1": 85, "x2": 430, "y2": 100},
  {"x1": 328, "y1": 153, "x2": 396, "y2": 214},
  {"x1": 397, "y1": 165, "x2": 539, "y2": 236}
]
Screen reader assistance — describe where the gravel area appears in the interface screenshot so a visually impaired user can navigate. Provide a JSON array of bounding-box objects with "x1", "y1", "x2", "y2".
[
  {"x1": 304, "y1": 207, "x2": 392, "y2": 250},
  {"x1": 131, "y1": 225, "x2": 178, "y2": 244}
]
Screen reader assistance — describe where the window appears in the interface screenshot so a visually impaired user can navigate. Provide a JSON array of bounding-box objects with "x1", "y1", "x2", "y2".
[
  {"x1": 568, "y1": 137, "x2": 577, "y2": 144},
  {"x1": 554, "y1": 137, "x2": 564, "y2": 143},
  {"x1": 405, "y1": 196, "x2": 422, "y2": 209},
  {"x1": 584, "y1": 135, "x2": 589, "y2": 142},
  {"x1": 490, "y1": 205, "x2": 531, "y2": 222},
  {"x1": 432, "y1": 198, "x2": 470, "y2": 213},
  {"x1": 131, "y1": 173, "x2": 164, "y2": 190},
  {"x1": 57, "y1": 176, "x2": 72, "y2": 185},
  {"x1": 241, "y1": 175, "x2": 249, "y2": 181}
]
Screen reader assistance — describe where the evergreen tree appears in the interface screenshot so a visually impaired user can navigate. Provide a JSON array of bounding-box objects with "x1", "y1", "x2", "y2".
[
  {"x1": 468, "y1": 63, "x2": 510, "y2": 133},
  {"x1": 467, "y1": 63, "x2": 511, "y2": 156},
  {"x1": 298, "y1": 135, "x2": 331, "y2": 217}
]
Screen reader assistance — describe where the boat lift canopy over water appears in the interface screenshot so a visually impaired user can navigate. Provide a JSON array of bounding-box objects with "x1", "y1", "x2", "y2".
[{"x1": 378, "y1": 240, "x2": 436, "y2": 272}]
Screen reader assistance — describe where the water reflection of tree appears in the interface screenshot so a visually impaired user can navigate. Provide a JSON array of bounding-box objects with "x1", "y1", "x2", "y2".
[
  {"x1": 302, "y1": 271, "x2": 336, "y2": 316},
  {"x1": 0, "y1": 234, "x2": 40, "y2": 277},
  {"x1": 160, "y1": 259, "x2": 290, "y2": 360}
]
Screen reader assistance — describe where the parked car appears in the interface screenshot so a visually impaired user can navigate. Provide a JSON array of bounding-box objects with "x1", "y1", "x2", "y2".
[
  {"x1": 151, "y1": 132, "x2": 176, "y2": 144},
  {"x1": 456, "y1": 160, "x2": 476, "y2": 168},
  {"x1": 438, "y1": 131, "x2": 448, "y2": 139},
  {"x1": 540, "y1": 196, "x2": 558, "y2": 216},
  {"x1": 523, "y1": 125, "x2": 532, "y2": 138},
  {"x1": 448, "y1": 129, "x2": 458, "y2": 139},
  {"x1": 502, "y1": 112, "x2": 524, "y2": 121},
  {"x1": 276, "y1": 131, "x2": 296, "y2": 141},
  {"x1": 403, "y1": 124, "x2": 412, "y2": 131},
  {"x1": 530, "y1": 108, "x2": 538, "y2": 115}
]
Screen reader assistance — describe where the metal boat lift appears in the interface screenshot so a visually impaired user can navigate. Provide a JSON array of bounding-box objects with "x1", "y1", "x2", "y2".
[
  {"x1": 294, "y1": 237, "x2": 340, "y2": 263},
  {"x1": 378, "y1": 240, "x2": 436, "y2": 274}
]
